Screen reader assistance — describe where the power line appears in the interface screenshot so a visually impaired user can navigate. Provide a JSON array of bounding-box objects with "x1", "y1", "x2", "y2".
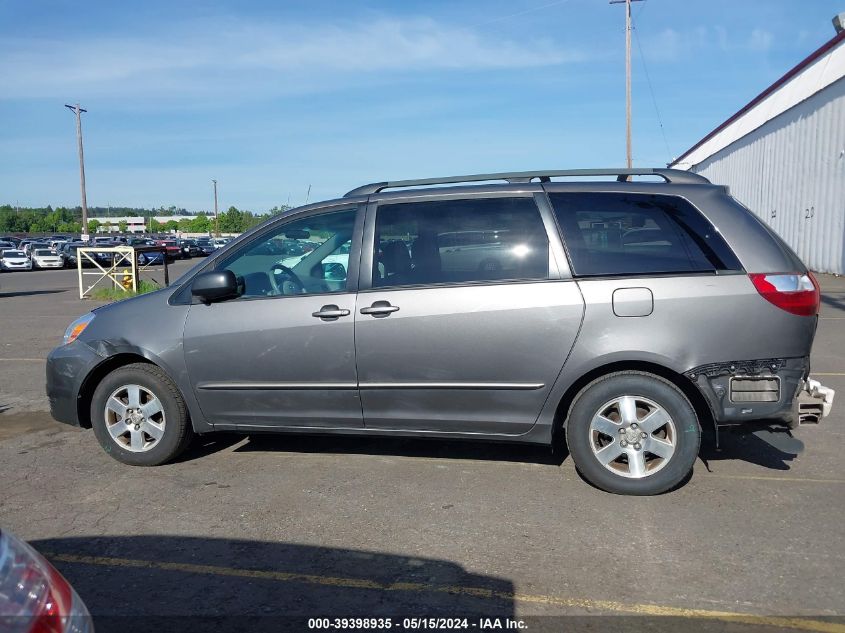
[
  {"x1": 631, "y1": 15, "x2": 673, "y2": 161},
  {"x1": 472, "y1": 0, "x2": 571, "y2": 29}
]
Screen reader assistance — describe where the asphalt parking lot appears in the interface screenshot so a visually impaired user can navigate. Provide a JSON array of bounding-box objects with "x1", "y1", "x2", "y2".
[{"x1": 1, "y1": 264, "x2": 844, "y2": 631}]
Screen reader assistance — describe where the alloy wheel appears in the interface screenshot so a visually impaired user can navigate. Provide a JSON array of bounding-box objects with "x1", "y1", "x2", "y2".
[
  {"x1": 103, "y1": 384, "x2": 167, "y2": 452},
  {"x1": 588, "y1": 395, "x2": 676, "y2": 478}
]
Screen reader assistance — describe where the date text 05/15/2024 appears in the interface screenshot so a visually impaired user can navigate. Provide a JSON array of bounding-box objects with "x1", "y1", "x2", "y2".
[{"x1": 307, "y1": 617, "x2": 528, "y2": 630}]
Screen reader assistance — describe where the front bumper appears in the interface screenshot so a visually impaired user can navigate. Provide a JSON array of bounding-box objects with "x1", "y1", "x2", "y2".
[
  {"x1": 685, "y1": 357, "x2": 834, "y2": 426},
  {"x1": 46, "y1": 340, "x2": 104, "y2": 427}
]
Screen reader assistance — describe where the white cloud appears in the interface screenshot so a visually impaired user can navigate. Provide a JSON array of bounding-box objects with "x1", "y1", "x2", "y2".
[
  {"x1": 747, "y1": 28, "x2": 774, "y2": 52},
  {"x1": 0, "y1": 16, "x2": 578, "y2": 101},
  {"x1": 643, "y1": 25, "x2": 775, "y2": 61}
]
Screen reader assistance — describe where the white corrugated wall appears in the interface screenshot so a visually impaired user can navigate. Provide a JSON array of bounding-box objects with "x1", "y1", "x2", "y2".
[{"x1": 692, "y1": 76, "x2": 845, "y2": 274}]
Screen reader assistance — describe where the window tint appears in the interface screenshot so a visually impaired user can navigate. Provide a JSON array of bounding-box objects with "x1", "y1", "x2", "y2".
[
  {"x1": 218, "y1": 207, "x2": 356, "y2": 298},
  {"x1": 548, "y1": 192, "x2": 742, "y2": 276},
  {"x1": 373, "y1": 197, "x2": 550, "y2": 288}
]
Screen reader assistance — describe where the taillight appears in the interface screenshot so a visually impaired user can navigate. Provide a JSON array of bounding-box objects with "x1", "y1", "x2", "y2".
[
  {"x1": 0, "y1": 530, "x2": 93, "y2": 633},
  {"x1": 749, "y1": 272, "x2": 820, "y2": 317}
]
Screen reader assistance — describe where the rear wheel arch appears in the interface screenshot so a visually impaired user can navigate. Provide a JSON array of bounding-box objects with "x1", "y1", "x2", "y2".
[{"x1": 553, "y1": 361, "x2": 714, "y2": 446}]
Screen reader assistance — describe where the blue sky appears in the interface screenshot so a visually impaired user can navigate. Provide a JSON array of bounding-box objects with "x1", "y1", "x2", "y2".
[{"x1": 0, "y1": 0, "x2": 841, "y2": 212}]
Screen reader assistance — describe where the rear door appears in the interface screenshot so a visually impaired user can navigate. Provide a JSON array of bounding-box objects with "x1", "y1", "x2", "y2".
[{"x1": 354, "y1": 190, "x2": 585, "y2": 435}]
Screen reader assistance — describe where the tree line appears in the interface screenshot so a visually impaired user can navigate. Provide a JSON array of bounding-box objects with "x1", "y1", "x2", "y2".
[{"x1": 0, "y1": 204, "x2": 292, "y2": 235}]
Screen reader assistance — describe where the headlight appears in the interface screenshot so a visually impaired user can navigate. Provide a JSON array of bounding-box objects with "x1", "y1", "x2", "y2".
[{"x1": 63, "y1": 313, "x2": 95, "y2": 345}]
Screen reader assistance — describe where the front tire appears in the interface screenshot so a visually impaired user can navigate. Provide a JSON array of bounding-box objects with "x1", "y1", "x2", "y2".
[
  {"x1": 566, "y1": 371, "x2": 700, "y2": 495},
  {"x1": 91, "y1": 363, "x2": 194, "y2": 466}
]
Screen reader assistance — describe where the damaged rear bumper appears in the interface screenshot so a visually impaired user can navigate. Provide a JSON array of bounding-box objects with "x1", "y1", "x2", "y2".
[
  {"x1": 684, "y1": 357, "x2": 835, "y2": 427},
  {"x1": 796, "y1": 378, "x2": 836, "y2": 425}
]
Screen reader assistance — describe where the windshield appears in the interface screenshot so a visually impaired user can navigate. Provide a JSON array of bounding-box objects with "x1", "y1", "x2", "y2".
[
  {"x1": 4, "y1": 251, "x2": 25, "y2": 257},
  {"x1": 34, "y1": 249, "x2": 55, "y2": 256}
]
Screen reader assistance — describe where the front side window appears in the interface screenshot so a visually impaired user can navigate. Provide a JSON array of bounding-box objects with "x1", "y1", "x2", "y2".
[
  {"x1": 548, "y1": 192, "x2": 742, "y2": 277},
  {"x1": 218, "y1": 207, "x2": 357, "y2": 298},
  {"x1": 372, "y1": 197, "x2": 550, "y2": 288}
]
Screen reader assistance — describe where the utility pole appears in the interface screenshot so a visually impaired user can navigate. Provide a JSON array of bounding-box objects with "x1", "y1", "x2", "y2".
[
  {"x1": 212, "y1": 179, "x2": 220, "y2": 237},
  {"x1": 64, "y1": 103, "x2": 89, "y2": 238},
  {"x1": 610, "y1": 0, "x2": 643, "y2": 168}
]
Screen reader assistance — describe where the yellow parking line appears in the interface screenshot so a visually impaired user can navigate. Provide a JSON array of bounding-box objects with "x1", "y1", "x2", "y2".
[
  {"x1": 43, "y1": 551, "x2": 843, "y2": 632},
  {"x1": 812, "y1": 372, "x2": 845, "y2": 376},
  {"x1": 0, "y1": 358, "x2": 45, "y2": 362}
]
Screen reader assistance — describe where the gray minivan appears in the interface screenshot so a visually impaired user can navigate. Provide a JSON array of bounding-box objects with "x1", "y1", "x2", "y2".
[{"x1": 46, "y1": 168, "x2": 834, "y2": 495}]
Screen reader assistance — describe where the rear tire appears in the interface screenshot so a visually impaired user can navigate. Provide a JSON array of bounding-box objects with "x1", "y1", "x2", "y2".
[
  {"x1": 91, "y1": 363, "x2": 194, "y2": 466},
  {"x1": 566, "y1": 371, "x2": 700, "y2": 495}
]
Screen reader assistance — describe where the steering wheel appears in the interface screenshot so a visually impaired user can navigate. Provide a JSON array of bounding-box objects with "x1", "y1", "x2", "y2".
[{"x1": 270, "y1": 263, "x2": 306, "y2": 295}]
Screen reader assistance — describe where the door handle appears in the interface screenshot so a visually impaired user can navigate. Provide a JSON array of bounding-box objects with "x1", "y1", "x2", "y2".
[
  {"x1": 360, "y1": 301, "x2": 400, "y2": 317},
  {"x1": 312, "y1": 305, "x2": 351, "y2": 320}
]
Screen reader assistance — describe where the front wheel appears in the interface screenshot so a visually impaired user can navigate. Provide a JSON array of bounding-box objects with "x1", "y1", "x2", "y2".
[
  {"x1": 90, "y1": 363, "x2": 194, "y2": 466},
  {"x1": 566, "y1": 371, "x2": 700, "y2": 495}
]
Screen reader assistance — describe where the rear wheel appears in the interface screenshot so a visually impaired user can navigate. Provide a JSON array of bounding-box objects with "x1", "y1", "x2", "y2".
[
  {"x1": 566, "y1": 371, "x2": 700, "y2": 495},
  {"x1": 91, "y1": 363, "x2": 194, "y2": 466}
]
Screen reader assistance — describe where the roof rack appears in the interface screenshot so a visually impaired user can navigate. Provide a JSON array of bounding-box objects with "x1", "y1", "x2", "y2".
[{"x1": 344, "y1": 168, "x2": 711, "y2": 197}]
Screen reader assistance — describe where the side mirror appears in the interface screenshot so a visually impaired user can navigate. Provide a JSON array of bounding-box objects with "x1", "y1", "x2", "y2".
[
  {"x1": 191, "y1": 270, "x2": 240, "y2": 304},
  {"x1": 321, "y1": 262, "x2": 346, "y2": 281}
]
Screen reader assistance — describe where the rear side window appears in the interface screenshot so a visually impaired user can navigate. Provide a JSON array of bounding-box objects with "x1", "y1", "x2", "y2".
[
  {"x1": 373, "y1": 197, "x2": 550, "y2": 288},
  {"x1": 548, "y1": 192, "x2": 742, "y2": 276}
]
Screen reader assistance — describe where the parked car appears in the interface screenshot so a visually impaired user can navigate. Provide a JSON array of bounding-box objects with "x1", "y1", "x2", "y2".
[
  {"x1": 60, "y1": 243, "x2": 85, "y2": 268},
  {"x1": 46, "y1": 168, "x2": 835, "y2": 495},
  {"x1": 0, "y1": 236, "x2": 21, "y2": 246},
  {"x1": 87, "y1": 241, "x2": 120, "y2": 266},
  {"x1": 0, "y1": 250, "x2": 31, "y2": 271},
  {"x1": 177, "y1": 239, "x2": 202, "y2": 258},
  {"x1": 23, "y1": 242, "x2": 49, "y2": 255},
  {"x1": 0, "y1": 528, "x2": 94, "y2": 633},
  {"x1": 154, "y1": 240, "x2": 182, "y2": 261},
  {"x1": 194, "y1": 238, "x2": 215, "y2": 256},
  {"x1": 31, "y1": 249, "x2": 64, "y2": 269},
  {"x1": 136, "y1": 249, "x2": 165, "y2": 265},
  {"x1": 212, "y1": 237, "x2": 231, "y2": 250},
  {"x1": 0, "y1": 241, "x2": 16, "y2": 252}
]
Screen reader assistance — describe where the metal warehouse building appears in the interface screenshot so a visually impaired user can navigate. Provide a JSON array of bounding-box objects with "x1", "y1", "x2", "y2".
[{"x1": 671, "y1": 20, "x2": 845, "y2": 274}]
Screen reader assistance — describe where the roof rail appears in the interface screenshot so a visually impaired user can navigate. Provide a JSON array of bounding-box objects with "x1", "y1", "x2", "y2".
[{"x1": 344, "y1": 168, "x2": 711, "y2": 197}]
